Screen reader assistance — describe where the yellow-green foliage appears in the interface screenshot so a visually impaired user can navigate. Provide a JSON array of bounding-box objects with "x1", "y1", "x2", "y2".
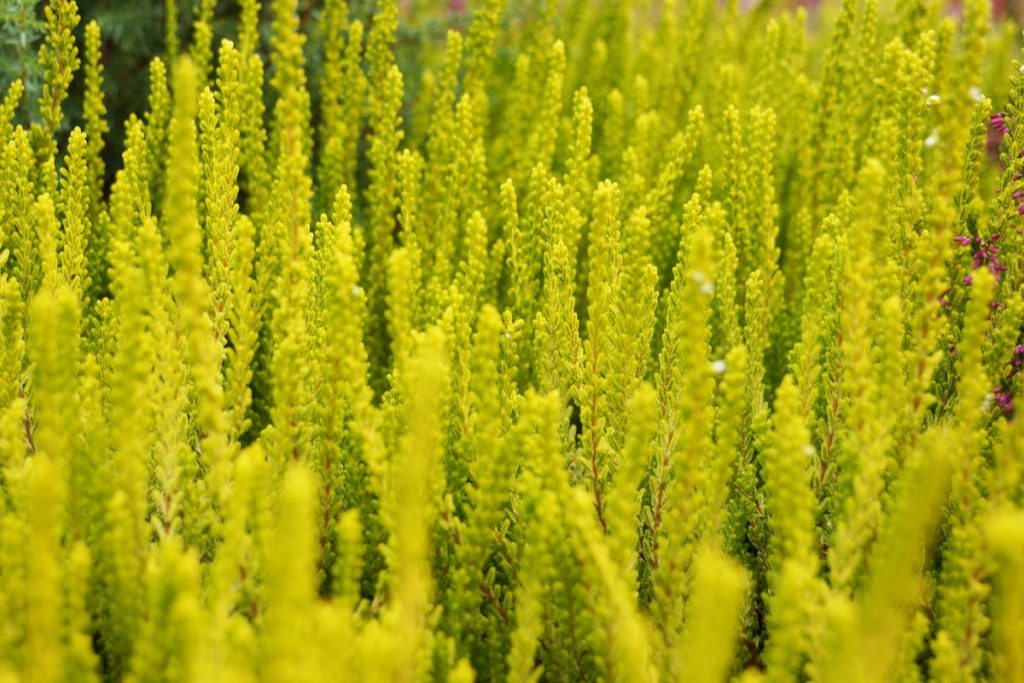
[{"x1": 2, "y1": 0, "x2": 1024, "y2": 681}]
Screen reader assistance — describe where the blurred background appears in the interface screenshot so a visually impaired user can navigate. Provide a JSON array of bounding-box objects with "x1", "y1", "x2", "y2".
[
  {"x1": 786, "y1": 0, "x2": 1022, "y2": 15},
  {"x1": 1, "y1": 0, "x2": 1021, "y2": 182}
]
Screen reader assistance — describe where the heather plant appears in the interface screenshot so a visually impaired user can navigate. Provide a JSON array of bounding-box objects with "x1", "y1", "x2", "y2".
[{"x1": 2, "y1": 0, "x2": 1024, "y2": 681}]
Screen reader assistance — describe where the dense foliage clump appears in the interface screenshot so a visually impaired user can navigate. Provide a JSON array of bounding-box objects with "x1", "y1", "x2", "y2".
[{"x1": 2, "y1": 0, "x2": 1024, "y2": 681}]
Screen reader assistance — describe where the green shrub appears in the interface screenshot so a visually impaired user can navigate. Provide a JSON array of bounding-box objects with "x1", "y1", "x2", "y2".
[{"x1": 1, "y1": 0, "x2": 1024, "y2": 681}]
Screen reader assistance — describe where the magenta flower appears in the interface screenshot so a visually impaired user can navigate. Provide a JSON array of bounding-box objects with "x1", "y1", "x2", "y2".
[
  {"x1": 994, "y1": 385, "x2": 1015, "y2": 417},
  {"x1": 954, "y1": 233, "x2": 1008, "y2": 281},
  {"x1": 992, "y1": 112, "x2": 1011, "y2": 134}
]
